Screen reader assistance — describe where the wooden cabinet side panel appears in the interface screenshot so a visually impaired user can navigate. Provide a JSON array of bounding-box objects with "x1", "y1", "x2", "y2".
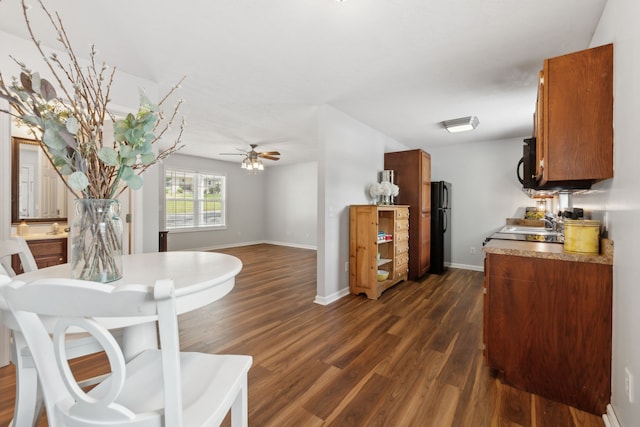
[
  {"x1": 419, "y1": 213, "x2": 431, "y2": 276},
  {"x1": 483, "y1": 255, "x2": 489, "y2": 361},
  {"x1": 537, "y1": 70, "x2": 545, "y2": 180},
  {"x1": 485, "y1": 254, "x2": 539, "y2": 373},
  {"x1": 421, "y1": 151, "x2": 431, "y2": 214},
  {"x1": 349, "y1": 206, "x2": 377, "y2": 297},
  {"x1": 384, "y1": 150, "x2": 431, "y2": 280},
  {"x1": 544, "y1": 43, "x2": 613, "y2": 182},
  {"x1": 486, "y1": 253, "x2": 612, "y2": 414}
]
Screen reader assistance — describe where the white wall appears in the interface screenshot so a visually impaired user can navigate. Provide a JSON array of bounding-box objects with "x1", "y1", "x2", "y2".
[
  {"x1": 162, "y1": 153, "x2": 266, "y2": 250},
  {"x1": 316, "y1": 105, "x2": 406, "y2": 304},
  {"x1": 161, "y1": 106, "x2": 400, "y2": 306},
  {"x1": 427, "y1": 137, "x2": 532, "y2": 269},
  {"x1": 162, "y1": 155, "x2": 319, "y2": 251},
  {"x1": 0, "y1": 99, "x2": 10, "y2": 241},
  {"x1": 583, "y1": 0, "x2": 640, "y2": 423},
  {"x1": 0, "y1": 99, "x2": 11, "y2": 364},
  {"x1": 265, "y1": 162, "x2": 318, "y2": 249},
  {"x1": 140, "y1": 164, "x2": 161, "y2": 253}
]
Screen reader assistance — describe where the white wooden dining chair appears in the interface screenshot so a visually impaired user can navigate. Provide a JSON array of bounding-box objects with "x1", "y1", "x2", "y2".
[
  {"x1": 0, "y1": 277, "x2": 252, "y2": 427},
  {"x1": 1, "y1": 237, "x2": 43, "y2": 426},
  {"x1": 0, "y1": 237, "x2": 38, "y2": 276},
  {"x1": 1, "y1": 237, "x2": 116, "y2": 426}
]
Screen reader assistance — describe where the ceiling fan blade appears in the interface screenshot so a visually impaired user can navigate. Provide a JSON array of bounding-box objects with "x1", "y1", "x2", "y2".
[
  {"x1": 260, "y1": 155, "x2": 280, "y2": 161},
  {"x1": 219, "y1": 153, "x2": 246, "y2": 156},
  {"x1": 259, "y1": 151, "x2": 281, "y2": 156}
]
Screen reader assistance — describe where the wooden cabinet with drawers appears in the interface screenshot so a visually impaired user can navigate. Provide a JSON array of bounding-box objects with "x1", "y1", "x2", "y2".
[
  {"x1": 349, "y1": 205, "x2": 409, "y2": 299},
  {"x1": 11, "y1": 237, "x2": 68, "y2": 274}
]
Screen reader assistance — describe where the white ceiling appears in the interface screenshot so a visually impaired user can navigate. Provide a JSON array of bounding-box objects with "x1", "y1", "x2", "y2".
[{"x1": 0, "y1": 0, "x2": 607, "y2": 166}]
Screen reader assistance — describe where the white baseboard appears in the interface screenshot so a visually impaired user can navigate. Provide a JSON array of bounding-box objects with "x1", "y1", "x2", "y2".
[
  {"x1": 186, "y1": 240, "x2": 265, "y2": 252},
  {"x1": 447, "y1": 262, "x2": 484, "y2": 272},
  {"x1": 602, "y1": 404, "x2": 621, "y2": 427},
  {"x1": 314, "y1": 287, "x2": 350, "y2": 305},
  {"x1": 314, "y1": 263, "x2": 486, "y2": 306},
  {"x1": 187, "y1": 240, "x2": 317, "y2": 252},
  {"x1": 263, "y1": 240, "x2": 317, "y2": 251}
]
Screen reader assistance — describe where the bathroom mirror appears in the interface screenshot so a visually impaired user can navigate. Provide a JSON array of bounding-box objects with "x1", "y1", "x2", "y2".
[{"x1": 11, "y1": 136, "x2": 68, "y2": 224}]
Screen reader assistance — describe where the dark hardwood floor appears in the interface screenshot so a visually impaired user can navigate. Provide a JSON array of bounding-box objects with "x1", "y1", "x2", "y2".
[{"x1": 0, "y1": 244, "x2": 604, "y2": 426}]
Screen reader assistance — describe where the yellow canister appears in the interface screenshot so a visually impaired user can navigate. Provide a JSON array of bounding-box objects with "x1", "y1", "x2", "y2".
[{"x1": 563, "y1": 220, "x2": 600, "y2": 254}]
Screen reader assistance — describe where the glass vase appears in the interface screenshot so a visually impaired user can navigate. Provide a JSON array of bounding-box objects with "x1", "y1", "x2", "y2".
[{"x1": 70, "y1": 199, "x2": 123, "y2": 283}]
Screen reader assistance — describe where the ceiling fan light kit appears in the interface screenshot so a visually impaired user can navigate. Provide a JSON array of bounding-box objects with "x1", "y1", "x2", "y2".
[
  {"x1": 241, "y1": 157, "x2": 264, "y2": 171},
  {"x1": 443, "y1": 116, "x2": 479, "y2": 133},
  {"x1": 220, "y1": 143, "x2": 280, "y2": 173}
]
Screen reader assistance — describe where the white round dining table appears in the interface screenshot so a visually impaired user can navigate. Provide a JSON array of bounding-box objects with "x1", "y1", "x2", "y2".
[{"x1": 1, "y1": 251, "x2": 243, "y2": 427}]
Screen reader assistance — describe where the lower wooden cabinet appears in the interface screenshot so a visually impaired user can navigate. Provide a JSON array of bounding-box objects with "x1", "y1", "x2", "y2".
[
  {"x1": 12, "y1": 237, "x2": 68, "y2": 274},
  {"x1": 484, "y1": 253, "x2": 612, "y2": 414},
  {"x1": 349, "y1": 205, "x2": 409, "y2": 299}
]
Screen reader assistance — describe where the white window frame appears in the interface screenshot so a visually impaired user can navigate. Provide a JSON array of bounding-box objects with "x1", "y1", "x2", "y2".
[{"x1": 164, "y1": 168, "x2": 226, "y2": 231}]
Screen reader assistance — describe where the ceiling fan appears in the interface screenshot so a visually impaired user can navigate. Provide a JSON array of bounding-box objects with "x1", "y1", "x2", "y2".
[{"x1": 220, "y1": 144, "x2": 280, "y2": 171}]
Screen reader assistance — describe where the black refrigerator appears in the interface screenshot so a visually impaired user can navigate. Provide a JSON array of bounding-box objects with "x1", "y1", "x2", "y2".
[{"x1": 430, "y1": 181, "x2": 451, "y2": 274}]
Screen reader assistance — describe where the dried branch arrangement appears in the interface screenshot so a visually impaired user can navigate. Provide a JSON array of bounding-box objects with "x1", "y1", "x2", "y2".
[{"x1": 0, "y1": 0, "x2": 186, "y2": 199}]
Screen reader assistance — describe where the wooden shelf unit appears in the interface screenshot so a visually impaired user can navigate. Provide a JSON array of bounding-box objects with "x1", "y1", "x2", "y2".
[{"x1": 349, "y1": 205, "x2": 409, "y2": 299}]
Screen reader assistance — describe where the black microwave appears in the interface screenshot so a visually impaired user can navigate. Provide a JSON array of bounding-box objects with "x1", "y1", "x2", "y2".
[{"x1": 517, "y1": 137, "x2": 592, "y2": 190}]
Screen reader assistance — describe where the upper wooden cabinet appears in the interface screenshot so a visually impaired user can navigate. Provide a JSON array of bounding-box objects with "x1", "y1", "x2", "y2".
[
  {"x1": 535, "y1": 43, "x2": 613, "y2": 185},
  {"x1": 384, "y1": 149, "x2": 431, "y2": 279}
]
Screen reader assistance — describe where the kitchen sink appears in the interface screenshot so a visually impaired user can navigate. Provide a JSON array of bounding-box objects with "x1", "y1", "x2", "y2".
[{"x1": 499, "y1": 225, "x2": 561, "y2": 237}]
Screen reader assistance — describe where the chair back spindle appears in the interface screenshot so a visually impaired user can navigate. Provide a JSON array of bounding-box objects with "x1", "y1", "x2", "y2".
[{"x1": 0, "y1": 237, "x2": 38, "y2": 276}]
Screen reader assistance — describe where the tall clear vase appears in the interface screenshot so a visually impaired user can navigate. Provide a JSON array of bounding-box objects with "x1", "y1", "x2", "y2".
[{"x1": 70, "y1": 199, "x2": 123, "y2": 283}]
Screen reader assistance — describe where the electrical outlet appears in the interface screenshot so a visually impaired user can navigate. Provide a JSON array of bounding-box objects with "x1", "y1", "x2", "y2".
[
  {"x1": 470, "y1": 247, "x2": 476, "y2": 255},
  {"x1": 625, "y1": 367, "x2": 635, "y2": 403}
]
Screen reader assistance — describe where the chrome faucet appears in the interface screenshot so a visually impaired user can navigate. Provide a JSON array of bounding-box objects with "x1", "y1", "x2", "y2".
[
  {"x1": 543, "y1": 214, "x2": 559, "y2": 232},
  {"x1": 544, "y1": 213, "x2": 565, "y2": 237}
]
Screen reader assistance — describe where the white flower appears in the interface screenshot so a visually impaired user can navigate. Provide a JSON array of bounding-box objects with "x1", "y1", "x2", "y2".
[
  {"x1": 369, "y1": 181, "x2": 399, "y2": 198},
  {"x1": 369, "y1": 182, "x2": 383, "y2": 198},
  {"x1": 379, "y1": 181, "x2": 399, "y2": 196}
]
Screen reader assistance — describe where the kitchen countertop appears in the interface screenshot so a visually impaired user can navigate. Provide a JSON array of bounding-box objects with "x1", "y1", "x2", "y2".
[
  {"x1": 483, "y1": 238, "x2": 613, "y2": 265},
  {"x1": 13, "y1": 233, "x2": 68, "y2": 241}
]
